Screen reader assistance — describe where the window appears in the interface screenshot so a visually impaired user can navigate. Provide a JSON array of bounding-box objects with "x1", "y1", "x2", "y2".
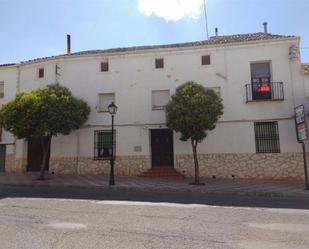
[
  {"x1": 38, "y1": 68, "x2": 44, "y2": 78},
  {"x1": 0, "y1": 82, "x2": 4, "y2": 98},
  {"x1": 100, "y1": 61, "x2": 109, "y2": 72},
  {"x1": 98, "y1": 93, "x2": 115, "y2": 112},
  {"x1": 94, "y1": 130, "x2": 116, "y2": 160},
  {"x1": 152, "y1": 90, "x2": 169, "y2": 110},
  {"x1": 201, "y1": 55, "x2": 211, "y2": 65},
  {"x1": 254, "y1": 122, "x2": 280, "y2": 153},
  {"x1": 251, "y1": 62, "x2": 271, "y2": 100},
  {"x1": 155, "y1": 58, "x2": 164, "y2": 69}
]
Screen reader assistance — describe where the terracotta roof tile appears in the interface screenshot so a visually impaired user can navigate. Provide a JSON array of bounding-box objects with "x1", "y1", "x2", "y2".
[
  {"x1": 0, "y1": 32, "x2": 297, "y2": 66},
  {"x1": 0, "y1": 63, "x2": 16, "y2": 68}
]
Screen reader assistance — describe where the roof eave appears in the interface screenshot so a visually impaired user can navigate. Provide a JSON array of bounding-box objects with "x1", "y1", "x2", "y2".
[{"x1": 12, "y1": 36, "x2": 302, "y2": 67}]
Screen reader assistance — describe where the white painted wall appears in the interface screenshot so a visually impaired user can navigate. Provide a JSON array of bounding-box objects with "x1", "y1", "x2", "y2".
[
  {"x1": 0, "y1": 38, "x2": 306, "y2": 159},
  {"x1": 0, "y1": 66, "x2": 17, "y2": 154}
]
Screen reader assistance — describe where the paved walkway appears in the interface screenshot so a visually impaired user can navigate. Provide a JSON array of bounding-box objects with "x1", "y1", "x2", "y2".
[{"x1": 0, "y1": 173, "x2": 308, "y2": 198}]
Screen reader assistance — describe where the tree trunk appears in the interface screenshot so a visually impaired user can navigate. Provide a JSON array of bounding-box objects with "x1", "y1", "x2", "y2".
[
  {"x1": 39, "y1": 136, "x2": 51, "y2": 180},
  {"x1": 191, "y1": 139, "x2": 199, "y2": 184}
]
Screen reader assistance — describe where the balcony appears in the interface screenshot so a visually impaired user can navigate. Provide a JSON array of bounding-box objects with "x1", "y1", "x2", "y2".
[{"x1": 245, "y1": 82, "x2": 284, "y2": 102}]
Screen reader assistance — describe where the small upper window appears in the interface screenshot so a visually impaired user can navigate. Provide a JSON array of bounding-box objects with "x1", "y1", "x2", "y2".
[
  {"x1": 201, "y1": 55, "x2": 211, "y2": 65},
  {"x1": 101, "y1": 61, "x2": 109, "y2": 72},
  {"x1": 38, "y1": 68, "x2": 44, "y2": 78},
  {"x1": 155, "y1": 58, "x2": 164, "y2": 69},
  {"x1": 0, "y1": 81, "x2": 4, "y2": 98}
]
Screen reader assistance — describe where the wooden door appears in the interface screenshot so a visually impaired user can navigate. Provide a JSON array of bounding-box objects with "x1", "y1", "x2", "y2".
[
  {"x1": 27, "y1": 137, "x2": 50, "y2": 172},
  {"x1": 151, "y1": 129, "x2": 174, "y2": 167},
  {"x1": 0, "y1": 145, "x2": 6, "y2": 172}
]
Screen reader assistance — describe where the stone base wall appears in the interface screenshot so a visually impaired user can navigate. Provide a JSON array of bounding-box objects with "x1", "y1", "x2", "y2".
[
  {"x1": 5, "y1": 154, "x2": 15, "y2": 173},
  {"x1": 176, "y1": 153, "x2": 305, "y2": 180},
  {"x1": 6, "y1": 153, "x2": 307, "y2": 180},
  {"x1": 4, "y1": 154, "x2": 26, "y2": 173},
  {"x1": 49, "y1": 156, "x2": 151, "y2": 176}
]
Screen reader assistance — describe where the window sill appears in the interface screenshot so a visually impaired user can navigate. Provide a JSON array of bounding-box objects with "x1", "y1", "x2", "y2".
[{"x1": 152, "y1": 107, "x2": 165, "y2": 110}]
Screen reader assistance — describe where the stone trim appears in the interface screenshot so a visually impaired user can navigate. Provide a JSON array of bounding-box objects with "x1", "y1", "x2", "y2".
[
  {"x1": 176, "y1": 153, "x2": 305, "y2": 180},
  {"x1": 49, "y1": 156, "x2": 151, "y2": 176}
]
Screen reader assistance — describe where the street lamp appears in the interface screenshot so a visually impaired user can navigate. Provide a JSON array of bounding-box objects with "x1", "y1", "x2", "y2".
[{"x1": 108, "y1": 101, "x2": 117, "y2": 186}]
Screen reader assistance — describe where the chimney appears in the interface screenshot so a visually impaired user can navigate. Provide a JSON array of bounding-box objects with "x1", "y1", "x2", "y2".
[
  {"x1": 215, "y1": 27, "x2": 218, "y2": 37},
  {"x1": 67, "y1": 34, "x2": 71, "y2": 55},
  {"x1": 263, "y1": 22, "x2": 268, "y2": 34}
]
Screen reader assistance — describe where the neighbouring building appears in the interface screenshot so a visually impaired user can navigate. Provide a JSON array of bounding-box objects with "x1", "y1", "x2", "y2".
[{"x1": 0, "y1": 25, "x2": 309, "y2": 180}]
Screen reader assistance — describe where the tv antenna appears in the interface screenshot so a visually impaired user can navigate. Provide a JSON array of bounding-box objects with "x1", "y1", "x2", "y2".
[{"x1": 203, "y1": 0, "x2": 209, "y2": 39}]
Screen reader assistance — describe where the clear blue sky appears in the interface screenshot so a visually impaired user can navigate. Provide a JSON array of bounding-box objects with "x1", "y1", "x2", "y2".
[{"x1": 0, "y1": 0, "x2": 308, "y2": 64}]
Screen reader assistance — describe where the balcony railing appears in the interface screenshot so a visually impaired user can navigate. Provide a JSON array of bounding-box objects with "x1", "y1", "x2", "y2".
[{"x1": 245, "y1": 82, "x2": 284, "y2": 102}]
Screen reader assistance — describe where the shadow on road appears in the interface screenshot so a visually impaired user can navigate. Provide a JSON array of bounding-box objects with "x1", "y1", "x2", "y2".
[{"x1": 0, "y1": 185, "x2": 309, "y2": 210}]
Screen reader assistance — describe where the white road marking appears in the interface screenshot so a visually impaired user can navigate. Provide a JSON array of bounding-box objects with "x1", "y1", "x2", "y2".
[
  {"x1": 47, "y1": 221, "x2": 86, "y2": 230},
  {"x1": 247, "y1": 223, "x2": 309, "y2": 233}
]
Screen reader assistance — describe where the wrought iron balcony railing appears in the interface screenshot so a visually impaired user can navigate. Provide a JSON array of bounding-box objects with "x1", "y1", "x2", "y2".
[{"x1": 245, "y1": 82, "x2": 284, "y2": 102}]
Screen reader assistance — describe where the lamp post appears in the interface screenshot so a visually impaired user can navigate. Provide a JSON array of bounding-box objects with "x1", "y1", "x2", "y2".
[{"x1": 108, "y1": 101, "x2": 117, "y2": 186}]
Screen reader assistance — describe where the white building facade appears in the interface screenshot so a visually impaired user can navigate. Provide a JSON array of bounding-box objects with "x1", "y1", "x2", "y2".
[{"x1": 0, "y1": 32, "x2": 308, "y2": 179}]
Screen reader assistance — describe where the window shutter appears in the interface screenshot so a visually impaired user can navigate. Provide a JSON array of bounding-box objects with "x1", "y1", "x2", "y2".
[
  {"x1": 38, "y1": 68, "x2": 44, "y2": 78},
  {"x1": 251, "y1": 62, "x2": 270, "y2": 78},
  {"x1": 152, "y1": 90, "x2": 169, "y2": 109},
  {"x1": 98, "y1": 93, "x2": 115, "y2": 112}
]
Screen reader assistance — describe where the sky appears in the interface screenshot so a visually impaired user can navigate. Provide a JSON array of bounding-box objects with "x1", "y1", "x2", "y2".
[{"x1": 0, "y1": 0, "x2": 308, "y2": 64}]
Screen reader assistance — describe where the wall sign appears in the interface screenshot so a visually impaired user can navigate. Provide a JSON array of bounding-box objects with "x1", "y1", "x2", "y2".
[{"x1": 295, "y1": 105, "x2": 308, "y2": 142}]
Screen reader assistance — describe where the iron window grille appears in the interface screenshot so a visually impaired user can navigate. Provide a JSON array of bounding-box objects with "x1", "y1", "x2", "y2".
[
  {"x1": 201, "y1": 55, "x2": 211, "y2": 65},
  {"x1": 155, "y1": 58, "x2": 164, "y2": 69},
  {"x1": 254, "y1": 122, "x2": 280, "y2": 153},
  {"x1": 94, "y1": 130, "x2": 116, "y2": 160},
  {"x1": 101, "y1": 61, "x2": 109, "y2": 72}
]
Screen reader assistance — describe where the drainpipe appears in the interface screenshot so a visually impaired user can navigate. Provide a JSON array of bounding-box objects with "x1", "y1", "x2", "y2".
[{"x1": 13, "y1": 65, "x2": 21, "y2": 172}]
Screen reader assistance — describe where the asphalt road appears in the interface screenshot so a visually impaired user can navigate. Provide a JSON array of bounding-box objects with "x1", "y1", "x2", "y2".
[{"x1": 0, "y1": 186, "x2": 309, "y2": 249}]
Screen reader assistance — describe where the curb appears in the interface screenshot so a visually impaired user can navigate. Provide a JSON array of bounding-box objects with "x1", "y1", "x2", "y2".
[{"x1": 0, "y1": 182, "x2": 307, "y2": 199}]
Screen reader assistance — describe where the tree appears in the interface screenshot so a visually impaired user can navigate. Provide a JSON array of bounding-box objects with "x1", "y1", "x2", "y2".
[
  {"x1": 165, "y1": 81, "x2": 223, "y2": 185},
  {"x1": 0, "y1": 83, "x2": 90, "y2": 179}
]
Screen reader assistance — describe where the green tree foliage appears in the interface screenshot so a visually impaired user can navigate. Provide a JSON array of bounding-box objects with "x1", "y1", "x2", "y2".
[
  {"x1": 0, "y1": 83, "x2": 90, "y2": 179},
  {"x1": 166, "y1": 81, "x2": 223, "y2": 184}
]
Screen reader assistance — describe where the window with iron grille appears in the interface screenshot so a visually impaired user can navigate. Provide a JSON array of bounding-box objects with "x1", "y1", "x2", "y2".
[
  {"x1": 201, "y1": 55, "x2": 211, "y2": 65},
  {"x1": 254, "y1": 122, "x2": 280, "y2": 153},
  {"x1": 155, "y1": 58, "x2": 164, "y2": 69},
  {"x1": 101, "y1": 61, "x2": 109, "y2": 72},
  {"x1": 94, "y1": 130, "x2": 116, "y2": 160}
]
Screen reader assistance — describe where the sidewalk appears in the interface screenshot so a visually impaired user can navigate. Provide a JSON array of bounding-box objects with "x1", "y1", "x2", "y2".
[{"x1": 0, "y1": 173, "x2": 308, "y2": 198}]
